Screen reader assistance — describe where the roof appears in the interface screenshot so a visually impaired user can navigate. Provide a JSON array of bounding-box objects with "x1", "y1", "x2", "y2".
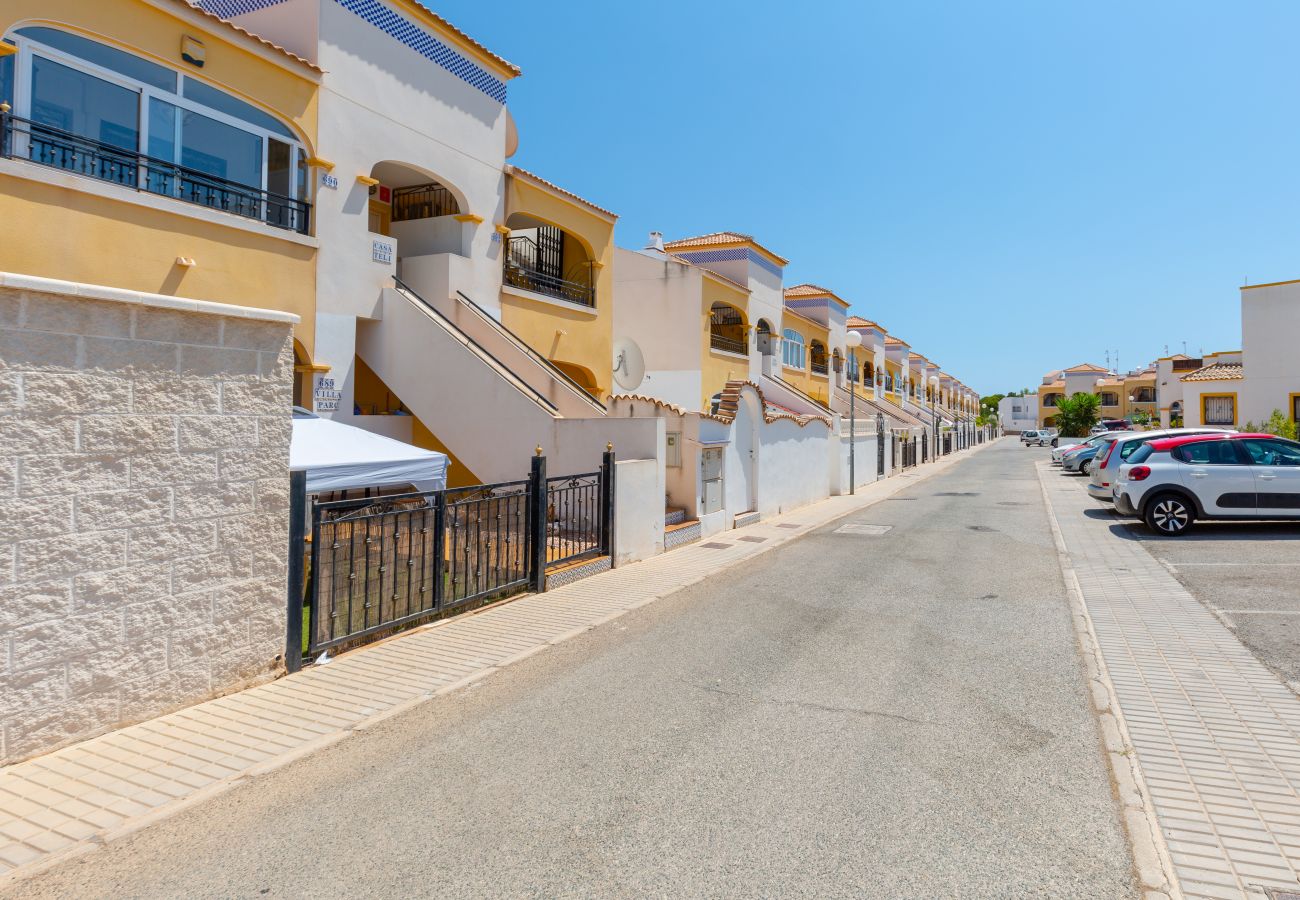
[
  {"x1": 1063, "y1": 363, "x2": 1111, "y2": 374},
  {"x1": 846, "y1": 316, "x2": 883, "y2": 331},
  {"x1": 1148, "y1": 433, "x2": 1271, "y2": 453},
  {"x1": 180, "y1": 0, "x2": 321, "y2": 72},
  {"x1": 884, "y1": 336, "x2": 909, "y2": 348},
  {"x1": 402, "y1": 1, "x2": 521, "y2": 76},
  {"x1": 783, "y1": 284, "x2": 849, "y2": 306},
  {"x1": 1181, "y1": 363, "x2": 1244, "y2": 382},
  {"x1": 662, "y1": 232, "x2": 790, "y2": 266},
  {"x1": 1043, "y1": 380, "x2": 1065, "y2": 390},
  {"x1": 506, "y1": 166, "x2": 617, "y2": 220}
]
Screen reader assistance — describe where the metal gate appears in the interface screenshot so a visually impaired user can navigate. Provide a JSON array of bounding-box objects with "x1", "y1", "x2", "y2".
[
  {"x1": 877, "y1": 415, "x2": 885, "y2": 476},
  {"x1": 287, "y1": 449, "x2": 615, "y2": 669}
]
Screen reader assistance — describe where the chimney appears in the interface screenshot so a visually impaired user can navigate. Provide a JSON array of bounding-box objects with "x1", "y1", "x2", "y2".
[{"x1": 646, "y1": 231, "x2": 665, "y2": 252}]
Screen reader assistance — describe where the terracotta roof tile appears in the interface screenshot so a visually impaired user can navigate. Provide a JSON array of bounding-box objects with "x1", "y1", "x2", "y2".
[
  {"x1": 663, "y1": 232, "x2": 789, "y2": 266},
  {"x1": 506, "y1": 166, "x2": 617, "y2": 219},
  {"x1": 1063, "y1": 363, "x2": 1111, "y2": 373},
  {"x1": 1181, "y1": 362, "x2": 1244, "y2": 382},
  {"x1": 180, "y1": 0, "x2": 321, "y2": 71},
  {"x1": 846, "y1": 316, "x2": 883, "y2": 330}
]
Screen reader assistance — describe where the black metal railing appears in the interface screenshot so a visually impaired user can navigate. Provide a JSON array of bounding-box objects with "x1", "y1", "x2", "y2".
[
  {"x1": 392, "y1": 182, "x2": 459, "y2": 221},
  {"x1": 290, "y1": 449, "x2": 615, "y2": 666},
  {"x1": 1, "y1": 112, "x2": 309, "y2": 234},
  {"x1": 709, "y1": 332, "x2": 747, "y2": 355},
  {"x1": 810, "y1": 361, "x2": 829, "y2": 376},
  {"x1": 503, "y1": 235, "x2": 595, "y2": 307},
  {"x1": 943, "y1": 433, "x2": 953, "y2": 455},
  {"x1": 546, "y1": 471, "x2": 603, "y2": 568}
]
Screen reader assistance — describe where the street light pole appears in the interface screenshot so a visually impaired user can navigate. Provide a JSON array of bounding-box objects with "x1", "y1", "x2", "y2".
[{"x1": 846, "y1": 330, "x2": 863, "y2": 494}]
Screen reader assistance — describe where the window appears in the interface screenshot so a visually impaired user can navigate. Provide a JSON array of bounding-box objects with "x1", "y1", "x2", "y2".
[
  {"x1": 4, "y1": 27, "x2": 308, "y2": 232},
  {"x1": 1133, "y1": 387, "x2": 1156, "y2": 403},
  {"x1": 782, "y1": 329, "x2": 805, "y2": 369},
  {"x1": 809, "y1": 340, "x2": 828, "y2": 374},
  {"x1": 1202, "y1": 395, "x2": 1235, "y2": 426},
  {"x1": 1175, "y1": 440, "x2": 1244, "y2": 466},
  {"x1": 1241, "y1": 439, "x2": 1300, "y2": 467},
  {"x1": 1099, "y1": 392, "x2": 1119, "y2": 407},
  {"x1": 1043, "y1": 394, "x2": 1059, "y2": 408}
]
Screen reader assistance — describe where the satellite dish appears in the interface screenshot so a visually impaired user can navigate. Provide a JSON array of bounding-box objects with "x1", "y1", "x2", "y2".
[{"x1": 612, "y1": 337, "x2": 646, "y2": 392}]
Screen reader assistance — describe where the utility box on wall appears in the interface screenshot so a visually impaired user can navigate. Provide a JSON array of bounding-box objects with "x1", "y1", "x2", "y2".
[
  {"x1": 666, "y1": 431, "x2": 682, "y2": 468},
  {"x1": 701, "y1": 446, "x2": 724, "y2": 515}
]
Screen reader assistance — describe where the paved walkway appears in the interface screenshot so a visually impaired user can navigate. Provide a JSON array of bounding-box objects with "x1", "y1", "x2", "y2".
[
  {"x1": 1039, "y1": 464, "x2": 1300, "y2": 900},
  {"x1": 0, "y1": 445, "x2": 989, "y2": 885}
]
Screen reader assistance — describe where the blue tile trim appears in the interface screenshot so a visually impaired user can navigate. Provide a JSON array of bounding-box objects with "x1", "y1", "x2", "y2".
[
  {"x1": 674, "y1": 247, "x2": 784, "y2": 278},
  {"x1": 784, "y1": 297, "x2": 827, "y2": 311},
  {"x1": 198, "y1": 0, "x2": 289, "y2": 17},
  {"x1": 333, "y1": 0, "x2": 508, "y2": 103}
]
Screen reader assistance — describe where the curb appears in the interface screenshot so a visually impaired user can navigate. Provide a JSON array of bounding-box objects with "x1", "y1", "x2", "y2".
[{"x1": 1035, "y1": 461, "x2": 1182, "y2": 900}]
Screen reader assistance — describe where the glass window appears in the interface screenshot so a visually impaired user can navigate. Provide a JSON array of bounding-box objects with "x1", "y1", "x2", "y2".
[
  {"x1": 0, "y1": 43, "x2": 14, "y2": 108},
  {"x1": 28, "y1": 55, "x2": 139, "y2": 186},
  {"x1": 1176, "y1": 440, "x2": 1243, "y2": 465},
  {"x1": 782, "y1": 330, "x2": 805, "y2": 369},
  {"x1": 1203, "y1": 395, "x2": 1235, "y2": 426},
  {"x1": 146, "y1": 97, "x2": 177, "y2": 194},
  {"x1": 180, "y1": 108, "x2": 261, "y2": 185},
  {"x1": 18, "y1": 27, "x2": 175, "y2": 92},
  {"x1": 1241, "y1": 439, "x2": 1300, "y2": 467},
  {"x1": 182, "y1": 77, "x2": 294, "y2": 139}
]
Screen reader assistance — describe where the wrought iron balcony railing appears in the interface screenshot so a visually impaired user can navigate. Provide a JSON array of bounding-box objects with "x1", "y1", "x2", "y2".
[
  {"x1": 811, "y1": 361, "x2": 829, "y2": 376},
  {"x1": 503, "y1": 235, "x2": 595, "y2": 308},
  {"x1": 709, "y1": 333, "x2": 747, "y2": 355},
  {"x1": 0, "y1": 112, "x2": 310, "y2": 234}
]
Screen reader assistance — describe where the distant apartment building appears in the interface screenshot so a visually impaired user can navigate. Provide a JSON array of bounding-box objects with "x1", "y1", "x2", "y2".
[{"x1": 999, "y1": 394, "x2": 1038, "y2": 431}]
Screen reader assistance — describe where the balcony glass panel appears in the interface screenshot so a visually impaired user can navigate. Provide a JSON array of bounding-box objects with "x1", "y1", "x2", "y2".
[{"x1": 30, "y1": 55, "x2": 139, "y2": 184}]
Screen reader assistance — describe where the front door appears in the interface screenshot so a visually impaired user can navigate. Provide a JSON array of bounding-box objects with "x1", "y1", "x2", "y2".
[
  {"x1": 1240, "y1": 438, "x2": 1300, "y2": 514},
  {"x1": 1175, "y1": 438, "x2": 1255, "y2": 516}
]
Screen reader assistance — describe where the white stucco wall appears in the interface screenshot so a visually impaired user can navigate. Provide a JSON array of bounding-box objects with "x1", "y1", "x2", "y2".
[
  {"x1": 1240, "y1": 282, "x2": 1300, "y2": 424},
  {"x1": 613, "y1": 458, "x2": 664, "y2": 565},
  {"x1": 755, "y1": 417, "x2": 833, "y2": 517}
]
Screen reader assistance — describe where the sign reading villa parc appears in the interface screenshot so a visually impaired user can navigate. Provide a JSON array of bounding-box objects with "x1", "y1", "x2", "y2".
[{"x1": 314, "y1": 374, "x2": 341, "y2": 412}]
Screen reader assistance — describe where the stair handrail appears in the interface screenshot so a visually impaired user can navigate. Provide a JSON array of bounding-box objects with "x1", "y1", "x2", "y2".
[
  {"x1": 391, "y1": 277, "x2": 560, "y2": 416},
  {"x1": 763, "y1": 372, "x2": 833, "y2": 414},
  {"x1": 453, "y1": 290, "x2": 606, "y2": 413}
]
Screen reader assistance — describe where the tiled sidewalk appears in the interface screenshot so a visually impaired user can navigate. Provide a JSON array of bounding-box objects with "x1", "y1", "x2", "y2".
[
  {"x1": 0, "y1": 447, "x2": 986, "y2": 884},
  {"x1": 1040, "y1": 467, "x2": 1300, "y2": 900}
]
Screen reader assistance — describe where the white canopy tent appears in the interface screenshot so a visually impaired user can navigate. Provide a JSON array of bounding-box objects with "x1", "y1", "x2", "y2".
[{"x1": 290, "y1": 411, "x2": 449, "y2": 494}]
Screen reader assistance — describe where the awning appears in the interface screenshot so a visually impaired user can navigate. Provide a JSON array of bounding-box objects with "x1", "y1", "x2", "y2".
[{"x1": 290, "y1": 410, "x2": 449, "y2": 494}]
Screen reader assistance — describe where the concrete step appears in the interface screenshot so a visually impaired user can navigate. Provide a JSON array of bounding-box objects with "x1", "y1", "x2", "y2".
[
  {"x1": 665, "y1": 506, "x2": 687, "y2": 526},
  {"x1": 664, "y1": 518, "x2": 702, "y2": 551}
]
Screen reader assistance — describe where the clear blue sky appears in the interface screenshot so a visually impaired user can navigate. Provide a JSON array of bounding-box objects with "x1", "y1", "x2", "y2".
[{"x1": 437, "y1": 0, "x2": 1299, "y2": 395}]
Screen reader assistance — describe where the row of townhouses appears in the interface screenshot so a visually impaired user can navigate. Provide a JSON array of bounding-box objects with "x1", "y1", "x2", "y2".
[
  {"x1": 1006, "y1": 280, "x2": 1299, "y2": 433},
  {"x1": 0, "y1": 0, "x2": 987, "y2": 763}
]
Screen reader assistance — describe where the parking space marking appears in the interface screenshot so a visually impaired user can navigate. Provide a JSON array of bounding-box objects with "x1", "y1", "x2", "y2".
[
  {"x1": 1169, "y1": 562, "x2": 1300, "y2": 567},
  {"x1": 1217, "y1": 610, "x2": 1300, "y2": 615}
]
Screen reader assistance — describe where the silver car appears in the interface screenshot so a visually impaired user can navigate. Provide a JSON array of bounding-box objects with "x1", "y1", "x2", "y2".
[{"x1": 1086, "y1": 428, "x2": 1235, "y2": 501}]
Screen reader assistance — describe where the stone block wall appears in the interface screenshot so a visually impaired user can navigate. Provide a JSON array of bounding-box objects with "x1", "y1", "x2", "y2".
[{"x1": 0, "y1": 284, "x2": 295, "y2": 764}]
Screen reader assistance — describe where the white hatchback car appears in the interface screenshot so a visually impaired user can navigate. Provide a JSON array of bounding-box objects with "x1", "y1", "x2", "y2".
[
  {"x1": 1086, "y1": 428, "x2": 1234, "y2": 502},
  {"x1": 1113, "y1": 433, "x2": 1300, "y2": 535}
]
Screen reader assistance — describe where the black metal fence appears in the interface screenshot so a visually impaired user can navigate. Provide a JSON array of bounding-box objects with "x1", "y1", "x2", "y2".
[
  {"x1": 503, "y1": 235, "x2": 596, "y2": 307},
  {"x1": 392, "y1": 182, "x2": 459, "y2": 221},
  {"x1": 1, "y1": 112, "x2": 310, "y2": 234},
  {"x1": 943, "y1": 433, "x2": 953, "y2": 455},
  {"x1": 288, "y1": 450, "x2": 615, "y2": 668}
]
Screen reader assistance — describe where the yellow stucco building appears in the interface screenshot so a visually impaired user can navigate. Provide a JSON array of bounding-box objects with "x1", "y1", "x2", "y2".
[{"x1": 0, "y1": 0, "x2": 320, "y2": 399}]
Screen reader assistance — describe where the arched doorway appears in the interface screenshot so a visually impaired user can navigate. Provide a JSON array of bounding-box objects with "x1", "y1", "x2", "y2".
[
  {"x1": 503, "y1": 213, "x2": 596, "y2": 307},
  {"x1": 292, "y1": 340, "x2": 310, "y2": 409},
  {"x1": 708, "y1": 303, "x2": 748, "y2": 355},
  {"x1": 755, "y1": 319, "x2": 775, "y2": 356}
]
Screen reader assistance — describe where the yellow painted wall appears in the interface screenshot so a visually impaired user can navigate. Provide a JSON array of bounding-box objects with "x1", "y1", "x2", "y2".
[
  {"x1": 699, "y1": 278, "x2": 749, "y2": 409},
  {"x1": 501, "y1": 177, "x2": 614, "y2": 398},
  {"x1": 0, "y1": 0, "x2": 320, "y2": 352},
  {"x1": 780, "y1": 312, "x2": 830, "y2": 403}
]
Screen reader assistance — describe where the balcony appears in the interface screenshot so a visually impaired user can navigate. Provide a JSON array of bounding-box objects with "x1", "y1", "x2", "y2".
[
  {"x1": 503, "y1": 234, "x2": 595, "y2": 308},
  {"x1": 1, "y1": 112, "x2": 310, "y2": 234},
  {"x1": 810, "y1": 362, "x2": 829, "y2": 376}
]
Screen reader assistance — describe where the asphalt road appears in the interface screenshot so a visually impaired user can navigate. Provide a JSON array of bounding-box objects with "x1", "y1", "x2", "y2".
[
  {"x1": 9, "y1": 440, "x2": 1135, "y2": 899},
  {"x1": 1060, "y1": 460, "x2": 1300, "y2": 690}
]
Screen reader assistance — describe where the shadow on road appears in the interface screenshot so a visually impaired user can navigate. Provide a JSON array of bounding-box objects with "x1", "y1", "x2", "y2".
[{"x1": 1107, "y1": 521, "x2": 1300, "y2": 542}]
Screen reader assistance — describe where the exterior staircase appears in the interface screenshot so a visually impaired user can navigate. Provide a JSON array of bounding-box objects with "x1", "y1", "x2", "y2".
[{"x1": 664, "y1": 502, "x2": 700, "y2": 550}]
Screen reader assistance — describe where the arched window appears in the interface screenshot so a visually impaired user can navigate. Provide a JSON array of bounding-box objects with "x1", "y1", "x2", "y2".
[
  {"x1": 708, "y1": 303, "x2": 747, "y2": 355},
  {"x1": 3, "y1": 27, "x2": 309, "y2": 232},
  {"x1": 809, "y1": 340, "x2": 828, "y2": 375},
  {"x1": 782, "y1": 329, "x2": 805, "y2": 370}
]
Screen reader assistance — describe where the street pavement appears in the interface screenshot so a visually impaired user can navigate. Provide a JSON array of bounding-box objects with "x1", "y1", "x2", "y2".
[
  {"x1": 5, "y1": 441, "x2": 1135, "y2": 899},
  {"x1": 1109, "y1": 517, "x2": 1300, "y2": 690}
]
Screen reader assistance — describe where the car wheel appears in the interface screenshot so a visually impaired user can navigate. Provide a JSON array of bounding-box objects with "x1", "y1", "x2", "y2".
[
  {"x1": 1080, "y1": 459, "x2": 1091, "y2": 475},
  {"x1": 1051, "y1": 438, "x2": 1058, "y2": 447},
  {"x1": 1144, "y1": 493, "x2": 1194, "y2": 536}
]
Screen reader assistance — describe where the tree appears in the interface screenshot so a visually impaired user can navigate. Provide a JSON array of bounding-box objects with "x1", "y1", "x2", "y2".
[{"x1": 1054, "y1": 392, "x2": 1101, "y2": 437}]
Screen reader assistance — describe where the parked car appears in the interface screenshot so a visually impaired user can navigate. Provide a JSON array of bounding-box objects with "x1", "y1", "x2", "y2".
[
  {"x1": 1025, "y1": 429, "x2": 1057, "y2": 447},
  {"x1": 1086, "y1": 428, "x2": 1235, "y2": 502},
  {"x1": 1061, "y1": 437, "x2": 1114, "y2": 474},
  {"x1": 1020, "y1": 430, "x2": 1041, "y2": 445},
  {"x1": 1113, "y1": 433, "x2": 1300, "y2": 535},
  {"x1": 1052, "y1": 439, "x2": 1088, "y2": 463}
]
